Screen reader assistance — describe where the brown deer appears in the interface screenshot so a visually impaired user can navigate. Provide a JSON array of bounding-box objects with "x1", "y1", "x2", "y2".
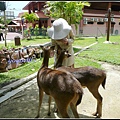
[
  {"x1": 54, "y1": 49, "x2": 106, "y2": 118},
  {"x1": 36, "y1": 46, "x2": 83, "y2": 118}
]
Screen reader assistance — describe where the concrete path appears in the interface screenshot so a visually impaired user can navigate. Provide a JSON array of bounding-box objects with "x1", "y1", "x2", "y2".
[
  {"x1": 5, "y1": 32, "x2": 22, "y2": 40},
  {"x1": 0, "y1": 62, "x2": 120, "y2": 118},
  {"x1": 0, "y1": 32, "x2": 22, "y2": 44}
]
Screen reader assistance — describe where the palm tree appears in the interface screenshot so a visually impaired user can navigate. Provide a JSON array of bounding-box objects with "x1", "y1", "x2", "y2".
[
  {"x1": 22, "y1": 12, "x2": 38, "y2": 29},
  {"x1": 22, "y1": 12, "x2": 38, "y2": 39}
]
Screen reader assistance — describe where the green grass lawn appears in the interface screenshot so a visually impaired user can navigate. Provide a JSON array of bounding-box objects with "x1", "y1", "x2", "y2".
[
  {"x1": 0, "y1": 37, "x2": 51, "y2": 49},
  {"x1": 0, "y1": 35, "x2": 120, "y2": 85},
  {"x1": 75, "y1": 35, "x2": 120, "y2": 65}
]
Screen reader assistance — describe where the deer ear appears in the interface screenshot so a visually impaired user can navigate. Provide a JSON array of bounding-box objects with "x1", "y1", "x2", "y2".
[{"x1": 51, "y1": 45, "x2": 55, "y2": 50}]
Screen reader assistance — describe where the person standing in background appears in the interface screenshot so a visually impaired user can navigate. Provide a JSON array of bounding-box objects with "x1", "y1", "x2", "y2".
[
  {"x1": 47, "y1": 18, "x2": 75, "y2": 68},
  {"x1": 0, "y1": 26, "x2": 4, "y2": 41}
]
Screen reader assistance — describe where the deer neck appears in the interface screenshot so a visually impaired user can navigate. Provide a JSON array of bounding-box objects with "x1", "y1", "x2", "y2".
[
  {"x1": 55, "y1": 52, "x2": 64, "y2": 68},
  {"x1": 41, "y1": 49, "x2": 50, "y2": 69},
  {"x1": 18, "y1": 49, "x2": 22, "y2": 59}
]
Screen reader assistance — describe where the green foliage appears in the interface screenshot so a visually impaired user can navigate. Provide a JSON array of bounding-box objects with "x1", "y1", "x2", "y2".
[
  {"x1": 0, "y1": 16, "x2": 11, "y2": 25},
  {"x1": 74, "y1": 36, "x2": 120, "y2": 65},
  {"x1": 0, "y1": 16, "x2": 4, "y2": 24},
  {"x1": 24, "y1": 29, "x2": 28, "y2": 37},
  {"x1": 22, "y1": 12, "x2": 38, "y2": 23},
  {"x1": 34, "y1": 24, "x2": 39, "y2": 36},
  {"x1": 44, "y1": 1, "x2": 90, "y2": 26}
]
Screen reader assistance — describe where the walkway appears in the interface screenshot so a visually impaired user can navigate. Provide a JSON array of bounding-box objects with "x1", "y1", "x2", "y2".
[
  {"x1": 0, "y1": 32, "x2": 22, "y2": 44},
  {"x1": 6, "y1": 32, "x2": 22, "y2": 40},
  {"x1": 0, "y1": 62, "x2": 120, "y2": 118}
]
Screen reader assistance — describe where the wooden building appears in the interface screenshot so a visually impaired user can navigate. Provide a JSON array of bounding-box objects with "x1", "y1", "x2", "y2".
[
  {"x1": 22, "y1": 1, "x2": 120, "y2": 36},
  {"x1": 8, "y1": 17, "x2": 26, "y2": 32},
  {"x1": 8, "y1": 1, "x2": 120, "y2": 36},
  {"x1": 22, "y1": 1, "x2": 51, "y2": 29},
  {"x1": 80, "y1": 2, "x2": 120, "y2": 36}
]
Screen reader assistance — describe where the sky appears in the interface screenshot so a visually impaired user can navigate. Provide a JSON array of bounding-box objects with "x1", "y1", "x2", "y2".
[{"x1": 5, "y1": 1, "x2": 30, "y2": 17}]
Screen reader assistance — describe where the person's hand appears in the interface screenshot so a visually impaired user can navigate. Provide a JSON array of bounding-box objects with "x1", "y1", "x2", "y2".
[
  {"x1": 58, "y1": 38, "x2": 68, "y2": 45},
  {"x1": 63, "y1": 38, "x2": 68, "y2": 45}
]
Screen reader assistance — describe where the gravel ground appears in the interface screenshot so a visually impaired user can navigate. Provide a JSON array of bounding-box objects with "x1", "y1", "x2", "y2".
[{"x1": 0, "y1": 62, "x2": 120, "y2": 118}]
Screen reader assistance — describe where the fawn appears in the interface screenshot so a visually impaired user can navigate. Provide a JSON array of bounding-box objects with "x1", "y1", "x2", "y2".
[
  {"x1": 54, "y1": 48, "x2": 106, "y2": 118},
  {"x1": 36, "y1": 46, "x2": 83, "y2": 118}
]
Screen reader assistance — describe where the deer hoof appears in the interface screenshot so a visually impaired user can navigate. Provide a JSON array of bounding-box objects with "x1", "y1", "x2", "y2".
[
  {"x1": 92, "y1": 112, "x2": 97, "y2": 116},
  {"x1": 35, "y1": 115, "x2": 39, "y2": 118},
  {"x1": 47, "y1": 112, "x2": 51, "y2": 116},
  {"x1": 96, "y1": 115, "x2": 101, "y2": 118},
  {"x1": 92, "y1": 112, "x2": 101, "y2": 118}
]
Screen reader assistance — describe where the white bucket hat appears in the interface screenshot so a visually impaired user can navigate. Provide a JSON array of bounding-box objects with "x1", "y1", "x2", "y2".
[{"x1": 47, "y1": 18, "x2": 72, "y2": 40}]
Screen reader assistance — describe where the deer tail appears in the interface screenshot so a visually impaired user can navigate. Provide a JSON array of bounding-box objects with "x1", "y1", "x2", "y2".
[
  {"x1": 102, "y1": 74, "x2": 106, "y2": 89},
  {"x1": 76, "y1": 93, "x2": 83, "y2": 106}
]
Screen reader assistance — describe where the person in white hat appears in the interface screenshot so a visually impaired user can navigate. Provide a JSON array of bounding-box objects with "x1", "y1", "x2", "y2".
[{"x1": 47, "y1": 18, "x2": 75, "y2": 68}]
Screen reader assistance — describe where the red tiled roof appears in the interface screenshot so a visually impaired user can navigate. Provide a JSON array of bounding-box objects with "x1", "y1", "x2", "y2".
[
  {"x1": 22, "y1": 1, "x2": 33, "y2": 10},
  {"x1": 22, "y1": 1, "x2": 46, "y2": 10},
  {"x1": 35, "y1": 12, "x2": 49, "y2": 18}
]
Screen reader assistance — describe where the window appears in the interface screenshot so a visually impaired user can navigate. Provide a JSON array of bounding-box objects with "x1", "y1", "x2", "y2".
[
  {"x1": 97, "y1": 22, "x2": 104, "y2": 25},
  {"x1": 87, "y1": 21, "x2": 94, "y2": 24}
]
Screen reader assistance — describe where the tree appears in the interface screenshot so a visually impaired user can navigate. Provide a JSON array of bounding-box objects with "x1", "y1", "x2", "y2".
[
  {"x1": 21, "y1": 12, "x2": 38, "y2": 39},
  {"x1": 22, "y1": 12, "x2": 38, "y2": 29},
  {"x1": 43, "y1": 1, "x2": 90, "y2": 32},
  {"x1": 0, "y1": 17, "x2": 4, "y2": 24},
  {"x1": 34, "y1": 24, "x2": 39, "y2": 38}
]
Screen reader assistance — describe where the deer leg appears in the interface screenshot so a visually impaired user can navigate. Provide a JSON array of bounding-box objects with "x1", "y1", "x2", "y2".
[
  {"x1": 93, "y1": 99, "x2": 102, "y2": 118},
  {"x1": 35, "y1": 88, "x2": 44, "y2": 118},
  {"x1": 55, "y1": 99, "x2": 70, "y2": 118},
  {"x1": 53, "y1": 103, "x2": 58, "y2": 113},
  {"x1": 88, "y1": 87, "x2": 102, "y2": 118},
  {"x1": 70, "y1": 102, "x2": 79, "y2": 118},
  {"x1": 47, "y1": 96, "x2": 52, "y2": 116},
  {"x1": 70, "y1": 94, "x2": 80, "y2": 118}
]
